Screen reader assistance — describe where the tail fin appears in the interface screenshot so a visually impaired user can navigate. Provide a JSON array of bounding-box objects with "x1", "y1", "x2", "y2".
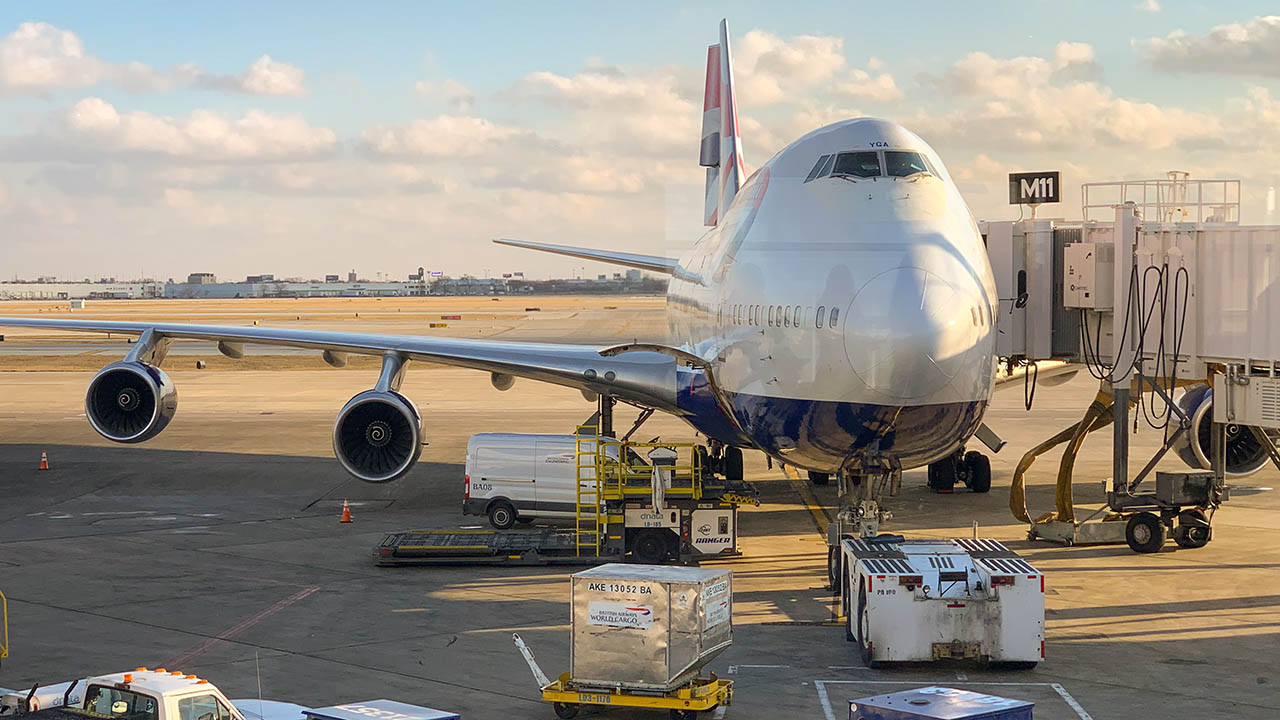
[{"x1": 700, "y1": 19, "x2": 745, "y2": 227}]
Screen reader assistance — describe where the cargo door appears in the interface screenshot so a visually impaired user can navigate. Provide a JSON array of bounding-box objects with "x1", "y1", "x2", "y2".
[{"x1": 535, "y1": 437, "x2": 578, "y2": 517}]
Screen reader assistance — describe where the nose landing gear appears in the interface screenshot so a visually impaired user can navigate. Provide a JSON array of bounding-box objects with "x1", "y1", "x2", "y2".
[{"x1": 927, "y1": 449, "x2": 992, "y2": 493}]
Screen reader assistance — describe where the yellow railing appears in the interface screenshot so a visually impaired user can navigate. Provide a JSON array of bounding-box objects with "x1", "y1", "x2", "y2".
[
  {"x1": 573, "y1": 426, "x2": 705, "y2": 556},
  {"x1": 1, "y1": 588, "x2": 8, "y2": 661},
  {"x1": 595, "y1": 437, "x2": 703, "y2": 501}
]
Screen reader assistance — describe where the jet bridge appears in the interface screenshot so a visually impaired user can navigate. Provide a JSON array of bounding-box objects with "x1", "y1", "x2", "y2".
[{"x1": 983, "y1": 175, "x2": 1280, "y2": 552}]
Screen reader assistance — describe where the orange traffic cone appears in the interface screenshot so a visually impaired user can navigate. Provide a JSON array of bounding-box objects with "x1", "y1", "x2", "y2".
[
  {"x1": 340, "y1": 499, "x2": 353, "y2": 523},
  {"x1": 38, "y1": 450, "x2": 50, "y2": 471}
]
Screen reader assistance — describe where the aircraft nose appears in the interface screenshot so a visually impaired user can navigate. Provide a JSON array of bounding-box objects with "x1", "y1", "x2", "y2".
[{"x1": 843, "y1": 266, "x2": 986, "y2": 400}]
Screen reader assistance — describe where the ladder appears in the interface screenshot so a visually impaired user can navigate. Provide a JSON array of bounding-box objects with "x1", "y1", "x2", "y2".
[{"x1": 574, "y1": 425, "x2": 605, "y2": 556}]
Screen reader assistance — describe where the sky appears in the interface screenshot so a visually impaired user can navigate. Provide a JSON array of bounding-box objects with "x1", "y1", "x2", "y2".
[{"x1": 2, "y1": 1, "x2": 1280, "y2": 281}]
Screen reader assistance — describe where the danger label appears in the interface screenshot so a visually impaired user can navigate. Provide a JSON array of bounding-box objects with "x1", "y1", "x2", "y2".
[{"x1": 588, "y1": 601, "x2": 654, "y2": 629}]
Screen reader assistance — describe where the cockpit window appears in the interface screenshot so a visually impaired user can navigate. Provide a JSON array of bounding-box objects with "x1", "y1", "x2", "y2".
[
  {"x1": 817, "y1": 154, "x2": 836, "y2": 178},
  {"x1": 831, "y1": 152, "x2": 881, "y2": 178},
  {"x1": 805, "y1": 154, "x2": 831, "y2": 182},
  {"x1": 884, "y1": 151, "x2": 929, "y2": 177}
]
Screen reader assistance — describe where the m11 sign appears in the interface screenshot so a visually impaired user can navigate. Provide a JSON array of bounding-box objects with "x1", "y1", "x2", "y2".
[{"x1": 1009, "y1": 171, "x2": 1060, "y2": 204}]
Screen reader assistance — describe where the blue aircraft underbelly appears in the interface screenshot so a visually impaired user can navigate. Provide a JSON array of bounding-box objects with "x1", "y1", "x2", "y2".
[{"x1": 675, "y1": 367, "x2": 984, "y2": 471}]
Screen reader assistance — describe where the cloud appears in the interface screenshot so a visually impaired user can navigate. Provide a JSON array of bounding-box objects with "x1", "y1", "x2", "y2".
[
  {"x1": 833, "y1": 68, "x2": 902, "y2": 102},
  {"x1": 911, "y1": 45, "x2": 1221, "y2": 152},
  {"x1": 0, "y1": 22, "x2": 101, "y2": 93},
  {"x1": 7, "y1": 97, "x2": 339, "y2": 161},
  {"x1": 362, "y1": 115, "x2": 534, "y2": 158},
  {"x1": 506, "y1": 65, "x2": 698, "y2": 156},
  {"x1": 1135, "y1": 0, "x2": 1161, "y2": 12},
  {"x1": 923, "y1": 42, "x2": 1101, "y2": 98},
  {"x1": 734, "y1": 29, "x2": 846, "y2": 106},
  {"x1": 0, "y1": 22, "x2": 306, "y2": 95},
  {"x1": 235, "y1": 55, "x2": 306, "y2": 96},
  {"x1": 416, "y1": 78, "x2": 475, "y2": 111},
  {"x1": 1140, "y1": 15, "x2": 1280, "y2": 76}
]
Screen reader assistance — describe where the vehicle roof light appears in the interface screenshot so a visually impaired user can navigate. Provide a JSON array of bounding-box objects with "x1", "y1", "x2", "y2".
[
  {"x1": 123, "y1": 674, "x2": 133, "y2": 684},
  {"x1": 135, "y1": 667, "x2": 148, "y2": 672}
]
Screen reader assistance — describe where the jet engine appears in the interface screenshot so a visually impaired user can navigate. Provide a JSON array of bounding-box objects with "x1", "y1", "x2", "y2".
[
  {"x1": 85, "y1": 361, "x2": 178, "y2": 443},
  {"x1": 332, "y1": 390, "x2": 423, "y2": 482},
  {"x1": 1174, "y1": 384, "x2": 1272, "y2": 477}
]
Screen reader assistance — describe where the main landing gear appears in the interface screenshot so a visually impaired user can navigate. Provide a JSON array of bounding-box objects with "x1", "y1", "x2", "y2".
[{"x1": 927, "y1": 450, "x2": 992, "y2": 494}]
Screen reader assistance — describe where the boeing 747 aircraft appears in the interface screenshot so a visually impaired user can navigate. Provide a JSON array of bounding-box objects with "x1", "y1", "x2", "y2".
[{"x1": 0, "y1": 20, "x2": 999, "y2": 497}]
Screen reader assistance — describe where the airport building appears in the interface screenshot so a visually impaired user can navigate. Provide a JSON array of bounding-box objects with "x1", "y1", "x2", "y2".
[
  {"x1": 3, "y1": 272, "x2": 665, "y2": 300},
  {"x1": 0, "y1": 281, "x2": 165, "y2": 300}
]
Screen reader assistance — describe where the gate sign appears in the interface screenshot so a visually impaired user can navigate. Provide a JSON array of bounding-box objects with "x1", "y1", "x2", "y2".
[{"x1": 1008, "y1": 171, "x2": 1060, "y2": 204}]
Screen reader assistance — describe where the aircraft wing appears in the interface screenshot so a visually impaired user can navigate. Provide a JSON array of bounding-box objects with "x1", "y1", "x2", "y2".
[
  {"x1": 493, "y1": 238, "x2": 680, "y2": 275},
  {"x1": 0, "y1": 317, "x2": 681, "y2": 413}
]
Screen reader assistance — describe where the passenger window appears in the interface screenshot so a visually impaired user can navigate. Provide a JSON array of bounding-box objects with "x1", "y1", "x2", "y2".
[
  {"x1": 816, "y1": 306, "x2": 825, "y2": 328},
  {"x1": 885, "y1": 151, "x2": 929, "y2": 177},
  {"x1": 784, "y1": 306, "x2": 792, "y2": 327},
  {"x1": 831, "y1": 151, "x2": 881, "y2": 178},
  {"x1": 795, "y1": 305, "x2": 803, "y2": 328},
  {"x1": 829, "y1": 307, "x2": 840, "y2": 328},
  {"x1": 805, "y1": 154, "x2": 831, "y2": 183},
  {"x1": 767, "y1": 306, "x2": 774, "y2": 327}
]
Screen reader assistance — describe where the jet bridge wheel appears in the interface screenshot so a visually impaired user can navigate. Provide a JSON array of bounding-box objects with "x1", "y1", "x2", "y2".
[{"x1": 1125, "y1": 512, "x2": 1166, "y2": 553}]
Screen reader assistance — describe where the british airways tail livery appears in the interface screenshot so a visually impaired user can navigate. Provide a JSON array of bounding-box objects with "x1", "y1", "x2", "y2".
[{"x1": 0, "y1": 19, "x2": 998, "y2": 492}]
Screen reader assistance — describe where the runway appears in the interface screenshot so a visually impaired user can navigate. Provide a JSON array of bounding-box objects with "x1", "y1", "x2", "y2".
[{"x1": 1, "y1": 297, "x2": 1278, "y2": 718}]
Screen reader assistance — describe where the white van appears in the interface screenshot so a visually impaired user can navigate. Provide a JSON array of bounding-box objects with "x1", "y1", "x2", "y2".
[{"x1": 463, "y1": 433, "x2": 645, "y2": 529}]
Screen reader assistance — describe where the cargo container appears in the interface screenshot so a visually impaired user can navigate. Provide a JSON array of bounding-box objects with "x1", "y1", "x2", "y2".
[{"x1": 570, "y1": 564, "x2": 732, "y2": 692}]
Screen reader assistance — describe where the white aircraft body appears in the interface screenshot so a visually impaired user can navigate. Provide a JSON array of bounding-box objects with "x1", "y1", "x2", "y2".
[{"x1": 0, "y1": 21, "x2": 997, "y2": 489}]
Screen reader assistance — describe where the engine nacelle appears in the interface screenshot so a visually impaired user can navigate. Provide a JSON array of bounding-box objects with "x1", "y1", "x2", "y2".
[
  {"x1": 1174, "y1": 384, "x2": 1271, "y2": 477},
  {"x1": 85, "y1": 361, "x2": 178, "y2": 443},
  {"x1": 332, "y1": 390, "x2": 423, "y2": 483}
]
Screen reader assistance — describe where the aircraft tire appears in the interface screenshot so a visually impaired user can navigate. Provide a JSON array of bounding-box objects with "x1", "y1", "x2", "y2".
[
  {"x1": 724, "y1": 446, "x2": 744, "y2": 482},
  {"x1": 964, "y1": 451, "x2": 992, "y2": 493},
  {"x1": 927, "y1": 456, "x2": 957, "y2": 492}
]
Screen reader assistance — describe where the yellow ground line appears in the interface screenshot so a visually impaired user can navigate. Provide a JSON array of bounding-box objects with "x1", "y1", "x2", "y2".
[{"x1": 782, "y1": 465, "x2": 830, "y2": 536}]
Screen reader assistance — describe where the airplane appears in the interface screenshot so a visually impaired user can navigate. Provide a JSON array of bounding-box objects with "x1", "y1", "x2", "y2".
[{"x1": 0, "y1": 20, "x2": 1002, "y2": 496}]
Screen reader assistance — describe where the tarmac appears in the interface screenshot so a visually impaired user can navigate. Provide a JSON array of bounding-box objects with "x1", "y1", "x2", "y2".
[{"x1": 1, "y1": 297, "x2": 1278, "y2": 719}]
